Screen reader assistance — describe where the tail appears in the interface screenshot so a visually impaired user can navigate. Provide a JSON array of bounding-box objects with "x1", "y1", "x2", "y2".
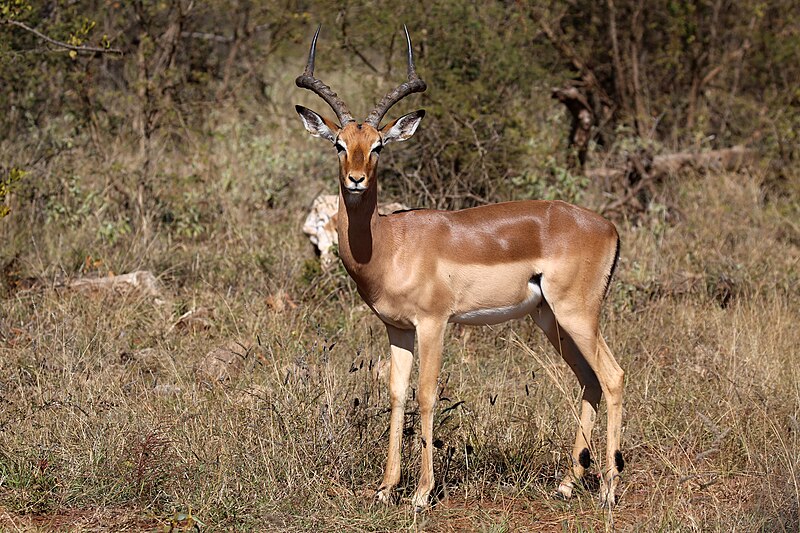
[{"x1": 602, "y1": 233, "x2": 621, "y2": 300}]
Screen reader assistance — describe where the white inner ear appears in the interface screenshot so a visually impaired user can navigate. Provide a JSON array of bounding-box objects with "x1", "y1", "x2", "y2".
[
  {"x1": 299, "y1": 111, "x2": 336, "y2": 143},
  {"x1": 384, "y1": 114, "x2": 422, "y2": 144}
]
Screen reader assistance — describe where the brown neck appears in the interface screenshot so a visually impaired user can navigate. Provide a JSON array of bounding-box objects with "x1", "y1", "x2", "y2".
[{"x1": 337, "y1": 182, "x2": 381, "y2": 272}]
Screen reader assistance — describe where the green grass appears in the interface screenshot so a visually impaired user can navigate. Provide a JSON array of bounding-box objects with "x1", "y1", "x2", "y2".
[{"x1": 0, "y1": 98, "x2": 798, "y2": 531}]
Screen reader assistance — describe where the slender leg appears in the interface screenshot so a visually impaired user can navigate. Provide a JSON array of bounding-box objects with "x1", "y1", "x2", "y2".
[
  {"x1": 532, "y1": 301, "x2": 602, "y2": 499},
  {"x1": 411, "y1": 319, "x2": 446, "y2": 510},
  {"x1": 551, "y1": 310, "x2": 624, "y2": 507},
  {"x1": 375, "y1": 324, "x2": 415, "y2": 504},
  {"x1": 597, "y1": 334, "x2": 624, "y2": 506}
]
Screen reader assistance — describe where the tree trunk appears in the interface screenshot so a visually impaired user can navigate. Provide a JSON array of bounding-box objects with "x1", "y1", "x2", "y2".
[
  {"x1": 607, "y1": 0, "x2": 629, "y2": 117},
  {"x1": 552, "y1": 86, "x2": 594, "y2": 169}
]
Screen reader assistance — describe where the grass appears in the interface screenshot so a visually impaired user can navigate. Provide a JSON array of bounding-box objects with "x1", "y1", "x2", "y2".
[{"x1": 0, "y1": 89, "x2": 798, "y2": 530}]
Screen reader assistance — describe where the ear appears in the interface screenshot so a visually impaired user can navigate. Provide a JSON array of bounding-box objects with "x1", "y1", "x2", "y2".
[
  {"x1": 381, "y1": 110, "x2": 425, "y2": 144},
  {"x1": 295, "y1": 105, "x2": 339, "y2": 143}
]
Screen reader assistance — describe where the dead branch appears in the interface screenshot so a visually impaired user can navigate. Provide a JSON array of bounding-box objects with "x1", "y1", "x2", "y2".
[
  {"x1": 180, "y1": 30, "x2": 233, "y2": 43},
  {"x1": 650, "y1": 145, "x2": 756, "y2": 175},
  {"x1": 3, "y1": 19, "x2": 122, "y2": 55},
  {"x1": 588, "y1": 145, "x2": 756, "y2": 182},
  {"x1": 593, "y1": 145, "x2": 756, "y2": 214},
  {"x1": 62, "y1": 271, "x2": 166, "y2": 304},
  {"x1": 180, "y1": 22, "x2": 278, "y2": 43},
  {"x1": 340, "y1": 15, "x2": 380, "y2": 74},
  {"x1": 537, "y1": 16, "x2": 613, "y2": 107},
  {"x1": 552, "y1": 86, "x2": 593, "y2": 167}
]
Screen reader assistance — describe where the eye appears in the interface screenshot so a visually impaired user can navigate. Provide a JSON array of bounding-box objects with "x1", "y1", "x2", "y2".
[
  {"x1": 371, "y1": 144, "x2": 383, "y2": 155},
  {"x1": 335, "y1": 142, "x2": 346, "y2": 154}
]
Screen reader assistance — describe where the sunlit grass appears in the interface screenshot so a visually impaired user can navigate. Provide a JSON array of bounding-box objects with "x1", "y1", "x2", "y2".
[{"x1": 0, "y1": 101, "x2": 798, "y2": 530}]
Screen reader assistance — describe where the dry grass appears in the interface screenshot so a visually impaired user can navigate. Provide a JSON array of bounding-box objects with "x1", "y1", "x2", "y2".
[{"x1": 1, "y1": 84, "x2": 799, "y2": 531}]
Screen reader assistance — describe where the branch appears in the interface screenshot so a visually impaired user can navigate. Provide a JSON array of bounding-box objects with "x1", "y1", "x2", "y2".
[
  {"x1": 180, "y1": 23, "x2": 283, "y2": 44},
  {"x1": 537, "y1": 16, "x2": 613, "y2": 107},
  {"x1": 3, "y1": 19, "x2": 123, "y2": 55},
  {"x1": 180, "y1": 30, "x2": 233, "y2": 43},
  {"x1": 340, "y1": 16, "x2": 380, "y2": 74}
]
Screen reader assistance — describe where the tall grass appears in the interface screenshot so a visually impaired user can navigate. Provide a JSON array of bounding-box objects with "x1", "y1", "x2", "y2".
[{"x1": 1, "y1": 75, "x2": 798, "y2": 531}]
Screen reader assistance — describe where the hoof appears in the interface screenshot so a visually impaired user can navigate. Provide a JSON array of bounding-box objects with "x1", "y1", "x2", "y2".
[
  {"x1": 374, "y1": 486, "x2": 394, "y2": 506},
  {"x1": 411, "y1": 491, "x2": 429, "y2": 511},
  {"x1": 599, "y1": 481, "x2": 617, "y2": 509},
  {"x1": 599, "y1": 492, "x2": 616, "y2": 509},
  {"x1": 556, "y1": 480, "x2": 574, "y2": 500}
]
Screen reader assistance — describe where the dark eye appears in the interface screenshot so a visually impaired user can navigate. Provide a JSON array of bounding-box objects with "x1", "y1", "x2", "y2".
[
  {"x1": 335, "y1": 142, "x2": 346, "y2": 154},
  {"x1": 371, "y1": 144, "x2": 383, "y2": 155}
]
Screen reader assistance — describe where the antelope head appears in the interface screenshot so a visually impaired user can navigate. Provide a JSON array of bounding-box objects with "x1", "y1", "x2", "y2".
[{"x1": 295, "y1": 25, "x2": 426, "y2": 197}]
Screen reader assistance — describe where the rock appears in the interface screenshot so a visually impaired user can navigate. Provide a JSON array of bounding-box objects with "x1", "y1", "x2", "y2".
[
  {"x1": 64, "y1": 270, "x2": 166, "y2": 304},
  {"x1": 152, "y1": 383, "x2": 182, "y2": 396},
  {"x1": 303, "y1": 194, "x2": 410, "y2": 268},
  {"x1": 196, "y1": 341, "x2": 248, "y2": 383},
  {"x1": 266, "y1": 289, "x2": 297, "y2": 312},
  {"x1": 302, "y1": 194, "x2": 340, "y2": 268},
  {"x1": 168, "y1": 307, "x2": 214, "y2": 334}
]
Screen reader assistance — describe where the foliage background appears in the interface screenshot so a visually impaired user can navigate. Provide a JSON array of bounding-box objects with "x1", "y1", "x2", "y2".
[{"x1": 0, "y1": 1, "x2": 798, "y2": 530}]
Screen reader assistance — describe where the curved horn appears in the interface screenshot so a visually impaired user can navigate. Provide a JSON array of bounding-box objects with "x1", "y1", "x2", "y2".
[
  {"x1": 365, "y1": 25, "x2": 427, "y2": 128},
  {"x1": 295, "y1": 25, "x2": 355, "y2": 126}
]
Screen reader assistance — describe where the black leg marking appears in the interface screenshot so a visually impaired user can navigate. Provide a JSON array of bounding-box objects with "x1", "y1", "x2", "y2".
[
  {"x1": 614, "y1": 450, "x2": 625, "y2": 472},
  {"x1": 578, "y1": 447, "x2": 591, "y2": 469}
]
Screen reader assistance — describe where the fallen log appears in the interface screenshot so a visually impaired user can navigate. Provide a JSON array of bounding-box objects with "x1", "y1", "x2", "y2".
[
  {"x1": 588, "y1": 145, "x2": 757, "y2": 214},
  {"x1": 586, "y1": 145, "x2": 756, "y2": 182},
  {"x1": 62, "y1": 270, "x2": 166, "y2": 304}
]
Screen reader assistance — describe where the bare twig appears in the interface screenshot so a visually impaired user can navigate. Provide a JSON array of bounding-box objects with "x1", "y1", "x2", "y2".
[
  {"x1": 180, "y1": 30, "x2": 233, "y2": 43},
  {"x1": 3, "y1": 19, "x2": 122, "y2": 55},
  {"x1": 180, "y1": 20, "x2": 281, "y2": 43},
  {"x1": 537, "y1": 16, "x2": 613, "y2": 107},
  {"x1": 599, "y1": 171, "x2": 654, "y2": 214},
  {"x1": 340, "y1": 17, "x2": 380, "y2": 74}
]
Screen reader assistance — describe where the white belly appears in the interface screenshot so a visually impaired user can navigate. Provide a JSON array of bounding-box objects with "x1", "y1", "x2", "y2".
[{"x1": 450, "y1": 281, "x2": 543, "y2": 326}]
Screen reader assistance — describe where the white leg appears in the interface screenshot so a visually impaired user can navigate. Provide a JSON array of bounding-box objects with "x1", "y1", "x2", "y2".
[
  {"x1": 375, "y1": 324, "x2": 415, "y2": 504},
  {"x1": 410, "y1": 319, "x2": 446, "y2": 510}
]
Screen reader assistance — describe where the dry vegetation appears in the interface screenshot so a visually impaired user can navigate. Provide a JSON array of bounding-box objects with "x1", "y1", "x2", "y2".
[
  {"x1": 1, "y1": 2, "x2": 800, "y2": 531},
  {"x1": 1, "y1": 110, "x2": 798, "y2": 532}
]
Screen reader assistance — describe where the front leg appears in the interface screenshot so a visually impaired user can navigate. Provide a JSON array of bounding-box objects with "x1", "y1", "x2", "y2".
[
  {"x1": 411, "y1": 319, "x2": 447, "y2": 510},
  {"x1": 375, "y1": 324, "x2": 415, "y2": 504}
]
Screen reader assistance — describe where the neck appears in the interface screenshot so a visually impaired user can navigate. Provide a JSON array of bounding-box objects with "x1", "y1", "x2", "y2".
[{"x1": 337, "y1": 183, "x2": 380, "y2": 269}]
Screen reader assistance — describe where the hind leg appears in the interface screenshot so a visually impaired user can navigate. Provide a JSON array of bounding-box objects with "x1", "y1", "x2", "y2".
[
  {"x1": 547, "y1": 306, "x2": 624, "y2": 507},
  {"x1": 596, "y1": 334, "x2": 624, "y2": 505},
  {"x1": 532, "y1": 300, "x2": 602, "y2": 499}
]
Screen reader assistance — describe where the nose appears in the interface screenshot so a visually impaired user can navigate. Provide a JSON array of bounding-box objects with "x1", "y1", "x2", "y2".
[{"x1": 348, "y1": 174, "x2": 366, "y2": 185}]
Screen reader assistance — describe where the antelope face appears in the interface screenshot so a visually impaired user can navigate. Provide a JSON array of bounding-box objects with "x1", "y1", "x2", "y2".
[
  {"x1": 335, "y1": 122, "x2": 383, "y2": 194},
  {"x1": 296, "y1": 106, "x2": 425, "y2": 196}
]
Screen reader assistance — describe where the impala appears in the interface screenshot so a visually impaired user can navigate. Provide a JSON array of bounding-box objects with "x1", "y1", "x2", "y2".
[{"x1": 295, "y1": 26, "x2": 625, "y2": 509}]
